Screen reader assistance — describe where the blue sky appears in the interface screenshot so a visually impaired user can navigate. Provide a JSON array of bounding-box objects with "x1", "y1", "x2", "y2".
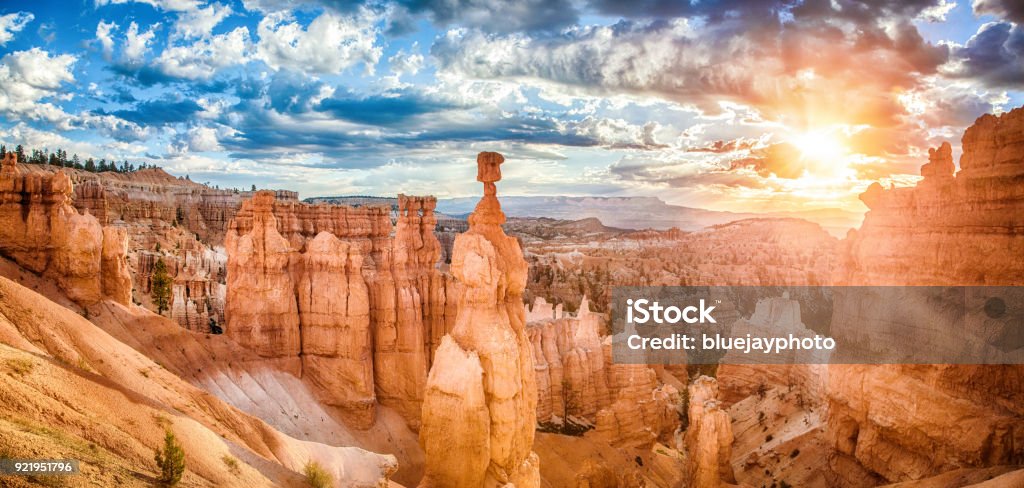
[{"x1": 0, "y1": 0, "x2": 1021, "y2": 211}]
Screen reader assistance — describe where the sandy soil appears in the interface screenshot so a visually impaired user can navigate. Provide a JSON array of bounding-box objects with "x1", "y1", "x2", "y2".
[{"x1": 0, "y1": 269, "x2": 398, "y2": 487}]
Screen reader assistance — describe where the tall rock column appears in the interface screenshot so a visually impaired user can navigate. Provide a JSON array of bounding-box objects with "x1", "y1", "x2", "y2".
[
  {"x1": 224, "y1": 191, "x2": 301, "y2": 373},
  {"x1": 685, "y1": 376, "x2": 736, "y2": 488},
  {"x1": 419, "y1": 152, "x2": 540, "y2": 487},
  {"x1": 297, "y1": 231, "x2": 375, "y2": 426}
]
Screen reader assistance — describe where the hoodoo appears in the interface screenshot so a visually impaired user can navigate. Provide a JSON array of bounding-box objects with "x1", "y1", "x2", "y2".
[
  {"x1": 0, "y1": 153, "x2": 132, "y2": 306},
  {"x1": 418, "y1": 152, "x2": 540, "y2": 487}
]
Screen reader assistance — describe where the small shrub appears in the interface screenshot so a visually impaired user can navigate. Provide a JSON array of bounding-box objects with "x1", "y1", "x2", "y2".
[
  {"x1": 6, "y1": 358, "x2": 34, "y2": 376},
  {"x1": 154, "y1": 430, "x2": 186, "y2": 486},
  {"x1": 765, "y1": 434, "x2": 774, "y2": 442},
  {"x1": 222, "y1": 455, "x2": 239, "y2": 474},
  {"x1": 790, "y1": 449, "x2": 800, "y2": 458},
  {"x1": 303, "y1": 460, "x2": 333, "y2": 488}
]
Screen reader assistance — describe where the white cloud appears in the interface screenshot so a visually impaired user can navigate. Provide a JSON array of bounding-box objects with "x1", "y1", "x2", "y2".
[
  {"x1": 0, "y1": 48, "x2": 76, "y2": 125},
  {"x1": 94, "y1": 0, "x2": 200, "y2": 12},
  {"x1": 96, "y1": 20, "x2": 117, "y2": 57},
  {"x1": 173, "y1": 2, "x2": 232, "y2": 39},
  {"x1": 0, "y1": 12, "x2": 34, "y2": 46},
  {"x1": 169, "y1": 125, "x2": 236, "y2": 154},
  {"x1": 77, "y1": 113, "x2": 152, "y2": 141},
  {"x1": 255, "y1": 9, "x2": 382, "y2": 75},
  {"x1": 0, "y1": 123, "x2": 110, "y2": 159},
  {"x1": 918, "y1": 0, "x2": 957, "y2": 22},
  {"x1": 389, "y1": 46, "x2": 424, "y2": 77},
  {"x1": 567, "y1": 117, "x2": 666, "y2": 149},
  {"x1": 124, "y1": 21, "x2": 158, "y2": 62},
  {"x1": 156, "y1": 26, "x2": 251, "y2": 79}
]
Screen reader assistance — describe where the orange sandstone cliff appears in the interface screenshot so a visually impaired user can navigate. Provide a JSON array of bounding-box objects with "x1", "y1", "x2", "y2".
[
  {"x1": 0, "y1": 153, "x2": 131, "y2": 306},
  {"x1": 828, "y1": 108, "x2": 1024, "y2": 485},
  {"x1": 224, "y1": 189, "x2": 452, "y2": 428}
]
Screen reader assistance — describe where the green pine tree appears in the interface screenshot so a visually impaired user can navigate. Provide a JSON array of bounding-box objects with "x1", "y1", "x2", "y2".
[
  {"x1": 151, "y1": 259, "x2": 172, "y2": 315},
  {"x1": 154, "y1": 429, "x2": 186, "y2": 486}
]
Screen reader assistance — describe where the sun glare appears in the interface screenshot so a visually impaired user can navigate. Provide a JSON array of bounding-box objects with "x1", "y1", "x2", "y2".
[{"x1": 791, "y1": 130, "x2": 848, "y2": 164}]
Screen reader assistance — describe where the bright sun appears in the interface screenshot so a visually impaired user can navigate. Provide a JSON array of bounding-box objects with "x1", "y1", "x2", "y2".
[{"x1": 790, "y1": 130, "x2": 848, "y2": 164}]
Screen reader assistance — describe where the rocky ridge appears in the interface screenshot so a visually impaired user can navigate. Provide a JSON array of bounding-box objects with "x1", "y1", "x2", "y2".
[
  {"x1": 0, "y1": 154, "x2": 131, "y2": 306},
  {"x1": 224, "y1": 190, "x2": 453, "y2": 428},
  {"x1": 828, "y1": 107, "x2": 1024, "y2": 484}
]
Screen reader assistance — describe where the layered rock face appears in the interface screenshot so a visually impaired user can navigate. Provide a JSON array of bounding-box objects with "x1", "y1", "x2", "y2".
[
  {"x1": 829, "y1": 108, "x2": 1024, "y2": 484},
  {"x1": 11, "y1": 163, "x2": 282, "y2": 329},
  {"x1": 685, "y1": 376, "x2": 736, "y2": 488},
  {"x1": 375, "y1": 194, "x2": 452, "y2": 425},
  {"x1": 225, "y1": 190, "x2": 451, "y2": 427},
  {"x1": 717, "y1": 295, "x2": 828, "y2": 405},
  {"x1": 527, "y1": 296, "x2": 609, "y2": 426},
  {"x1": 135, "y1": 242, "x2": 227, "y2": 332},
  {"x1": 0, "y1": 154, "x2": 131, "y2": 306},
  {"x1": 592, "y1": 340, "x2": 683, "y2": 449},
  {"x1": 526, "y1": 296, "x2": 683, "y2": 449},
  {"x1": 419, "y1": 152, "x2": 539, "y2": 487},
  {"x1": 63, "y1": 167, "x2": 292, "y2": 244},
  {"x1": 523, "y1": 217, "x2": 836, "y2": 313}
]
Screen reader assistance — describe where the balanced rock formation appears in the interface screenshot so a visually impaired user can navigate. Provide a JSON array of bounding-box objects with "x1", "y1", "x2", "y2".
[
  {"x1": 224, "y1": 189, "x2": 451, "y2": 428},
  {"x1": 829, "y1": 107, "x2": 1024, "y2": 484},
  {"x1": 0, "y1": 153, "x2": 131, "y2": 306},
  {"x1": 419, "y1": 152, "x2": 540, "y2": 487}
]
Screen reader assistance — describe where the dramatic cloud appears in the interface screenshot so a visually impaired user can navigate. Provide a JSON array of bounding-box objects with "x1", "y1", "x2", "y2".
[
  {"x1": 2, "y1": 0, "x2": 1021, "y2": 209},
  {"x1": 432, "y1": 6, "x2": 949, "y2": 129},
  {"x1": 945, "y1": 22, "x2": 1024, "y2": 88},
  {"x1": 0, "y1": 48, "x2": 76, "y2": 123},
  {"x1": 255, "y1": 10, "x2": 382, "y2": 75},
  {"x1": 0, "y1": 11, "x2": 33, "y2": 45},
  {"x1": 401, "y1": 0, "x2": 578, "y2": 33},
  {"x1": 728, "y1": 143, "x2": 804, "y2": 179},
  {"x1": 973, "y1": 0, "x2": 1024, "y2": 23}
]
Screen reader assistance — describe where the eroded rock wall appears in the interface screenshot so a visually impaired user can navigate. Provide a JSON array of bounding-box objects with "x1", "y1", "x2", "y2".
[
  {"x1": 225, "y1": 190, "x2": 451, "y2": 428},
  {"x1": 0, "y1": 154, "x2": 131, "y2": 306},
  {"x1": 685, "y1": 376, "x2": 736, "y2": 488},
  {"x1": 828, "y1": 108, "x2": 1024, "y2": 484},
  {"x1": 527, "y1": 297, "x2": 609, "y2": 426}
]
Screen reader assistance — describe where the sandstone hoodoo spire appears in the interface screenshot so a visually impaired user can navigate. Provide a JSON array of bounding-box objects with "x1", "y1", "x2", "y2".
[
  {"x1": 0, "y1": 152, "x2": 131, "y2": 306},
  {"x1": 419, "y1": 152, "x2": 540, "y2": 487}
]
